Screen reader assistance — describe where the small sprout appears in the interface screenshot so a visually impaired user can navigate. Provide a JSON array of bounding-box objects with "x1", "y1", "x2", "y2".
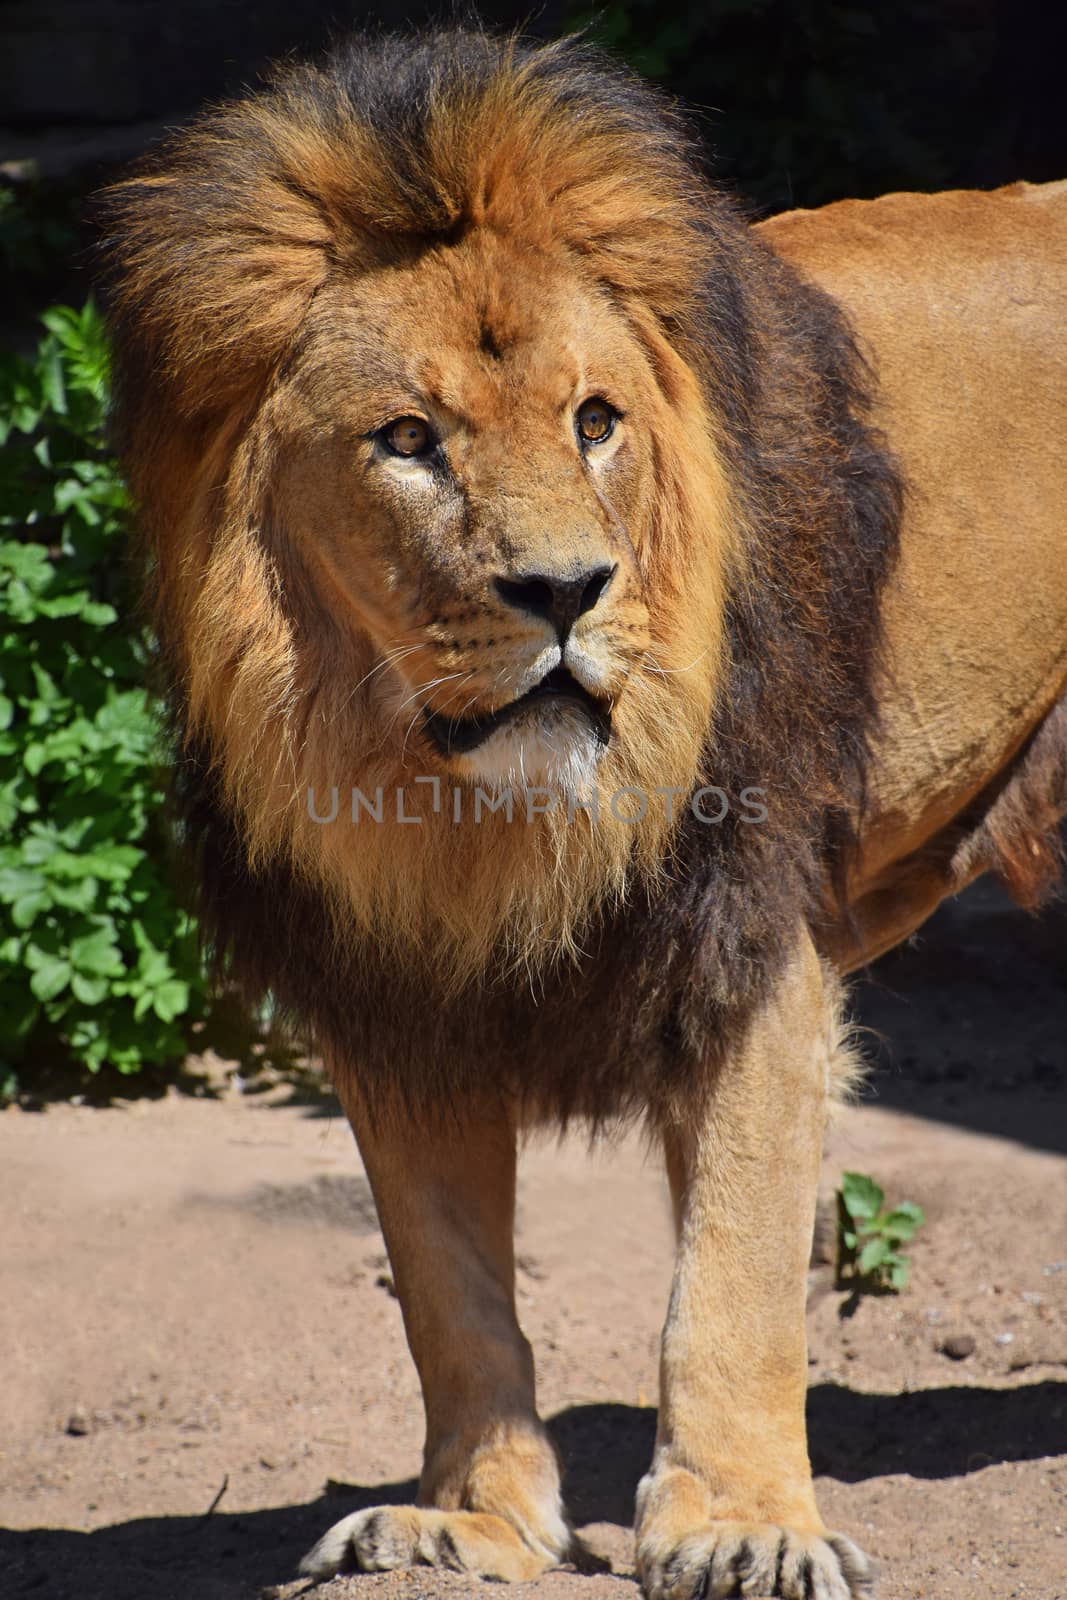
[{"x1": 836, "y1": 1170, "x2": 925, "y2": 1293}]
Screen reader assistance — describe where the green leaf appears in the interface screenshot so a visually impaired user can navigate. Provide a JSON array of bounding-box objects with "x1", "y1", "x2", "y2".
[
  {"x1": 888, "y1": 1258, "x2": 910, "y2": 1290},
  {"x1": 135, "y1": 945, "x2": 173, "y2": 986},
  {"x1": 28, "y1": 952, "x2": 72, "y2": 1001},
  {"x1": 29, "y1": 662, "x2": 63, "y2": 703},
  {"x1": 12, "y1": 890, "x2": 50, "y2": 928},
  {"x1": 151, "y1": 979, "x2": 190, "y2": 1022},
  {"x1": 39, "y1": 340, "x2": 67, "y2": 415},
  {"x1": 840, "y1": 1171, "x2": 884, "y2": 1222},
  {"x1": 881, "y1": 1203, "x2": 926, "y2": 1241},
  {"x1": 0, "y1": 866, "x2": 44, "y2": 899},
  {"x1": 48, "y1": 844, "x2": 140, "y2": 883},
  {"x1": 40, "y1": 306, "x2": 80, "y2": 344},
  {"x1": 48, "y1": 877, "x2": 99, "y2": 912},
  {"x1": 95, "y1": 689, "x2": 153, "y2": 736},
  {"x1": 23, "y1": 741, "x2": 48, "y2": 775},
  {"x1": 71, "y1": 972, "x2": 111, "y2": 1005},
  {"x1": 858, "y1": 1235, "x2": 892, "y2": 1274},
  {"x1": 0, "y1": 540, "x2": 53, "y2": 589},
  {"x1": 35, "y1": 592, "x2": 89, "y2": 619},
  {"x1": 69, "y1": 927, "x2": 125, "y2": 977}
]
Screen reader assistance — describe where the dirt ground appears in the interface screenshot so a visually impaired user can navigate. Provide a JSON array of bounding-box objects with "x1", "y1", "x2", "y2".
[{"x1": 2, "y1": 878, "x2": 1066, "y2": 1600}]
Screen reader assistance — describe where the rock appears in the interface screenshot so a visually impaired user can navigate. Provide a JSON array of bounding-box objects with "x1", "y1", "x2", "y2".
[
  {"x1": 939, "y1": 1333, "x2": 976, "y2": 1361},
  {"x1": 65, "y1": 1408, "x2": 92, "y2": 1436}
]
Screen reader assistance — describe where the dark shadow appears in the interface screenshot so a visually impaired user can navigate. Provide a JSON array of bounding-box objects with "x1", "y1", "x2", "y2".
[
  {"x1": 549, "y1": 1403, "x2": 657, "y2": 1527},
  {"x1": 190, "y1": 1172, "x2": 379, "y2": 1234},
  {"x1": 549, "y1": 1382, "x2": 1067, "y2": 1527},
  {"x1": 0, "y1": 1475, "x2": 416, "y2": 1600},
  {"x1": 806, "y1": 1378, "x2": 1067, "y2": 1481},
  {"x1": 9, "y1": 1386, "x2": 1065, "y2": 1598},
  {"x1": 854, "y1": 877, "x2": 1067, "y2": 1154}
]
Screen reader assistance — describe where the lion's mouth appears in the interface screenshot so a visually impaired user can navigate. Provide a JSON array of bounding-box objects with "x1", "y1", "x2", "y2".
[{"x1": 422, "y1": 667, "x2": 612, "y2": 757}]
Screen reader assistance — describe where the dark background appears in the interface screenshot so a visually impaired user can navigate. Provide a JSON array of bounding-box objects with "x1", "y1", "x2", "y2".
[{"x1": 2, "y1": 0, "x2": 1065, "y2": 326}]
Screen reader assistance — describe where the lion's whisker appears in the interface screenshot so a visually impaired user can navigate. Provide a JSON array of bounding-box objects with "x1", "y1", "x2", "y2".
[
  {"x1": 379, "y1": 670, "x2": 468, "y2": 743},
  {"x1": 334, "y1": 643, "x2": 423, "y2": 725},
  {"x1": 395, "y1": 670, "x2": 469, "y2": 716},
  {"x1": 399, "y1": 672, "x2": 476, "y2": 765},
  {"x1": 639, "y1": 647, "x2": 711, "y2": 678}
]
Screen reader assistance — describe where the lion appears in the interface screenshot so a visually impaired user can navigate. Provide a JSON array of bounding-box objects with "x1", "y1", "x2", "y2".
[{"x1": 98, "y1": 28, "x2": 1067, "y2": 1600}]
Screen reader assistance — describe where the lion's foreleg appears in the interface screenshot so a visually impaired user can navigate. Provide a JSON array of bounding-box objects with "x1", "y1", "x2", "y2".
[
  {"x1": 636, "y1": 933, "x2": 873, "y2": 1600},
  {"x1": 301, "y1": 1089, "x2": 569, "y2": 1581}
]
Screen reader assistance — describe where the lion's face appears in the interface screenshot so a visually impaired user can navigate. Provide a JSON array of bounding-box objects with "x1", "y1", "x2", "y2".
[{"x1": 273, "y1": 229, "x2": 674, "y2": 791}]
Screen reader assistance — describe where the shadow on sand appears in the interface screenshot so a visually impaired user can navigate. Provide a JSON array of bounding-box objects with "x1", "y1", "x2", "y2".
[
  {"x1": 6, "y1": 1381, "x2": 1065, "y2": 1599},
  {"x1": 853, "y1": 878, "x2": 1067, "y2": 1155}
]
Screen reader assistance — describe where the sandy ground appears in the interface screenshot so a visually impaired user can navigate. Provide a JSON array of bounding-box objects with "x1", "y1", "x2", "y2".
[{"x1": 2, "y1": 879, "x2": 1066, "y2": 1600}]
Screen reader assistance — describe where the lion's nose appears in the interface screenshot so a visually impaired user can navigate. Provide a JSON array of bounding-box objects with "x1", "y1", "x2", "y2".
[{"x1": 494, "y1": 563, "x2": 615, "y2": 641}]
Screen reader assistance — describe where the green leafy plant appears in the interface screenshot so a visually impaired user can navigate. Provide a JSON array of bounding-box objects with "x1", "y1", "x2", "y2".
[
  {"x1": 836, "y1": 1171, "x2": 925, "y2": 1292},
  {"x1": 0, "y1": 302, "x2": 211, "y2": 1098}
]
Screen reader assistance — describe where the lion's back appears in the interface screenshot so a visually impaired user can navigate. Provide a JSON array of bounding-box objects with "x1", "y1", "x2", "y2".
[{"x1": 763, "y1": 183, "x2": 1067, "y2": 954}]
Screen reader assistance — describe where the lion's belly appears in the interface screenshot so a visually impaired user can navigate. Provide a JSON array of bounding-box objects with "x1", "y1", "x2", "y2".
[{"x1": 762, "y1": 181, "x2": 1067, "y2": 965}]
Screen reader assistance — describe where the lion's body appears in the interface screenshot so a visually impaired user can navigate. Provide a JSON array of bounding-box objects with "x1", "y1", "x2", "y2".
[
  {"x1": 100, "y1": 30, "x2": 1066, "y2": 1600},
  {"x1": 763, "y1": 181, "x2": 1067, "y2": 967}
]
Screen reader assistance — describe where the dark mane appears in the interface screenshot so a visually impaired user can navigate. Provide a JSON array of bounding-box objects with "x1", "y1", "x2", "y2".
[{"x1": 99, "y1": 27, "x2": 903, "y2": 1124}]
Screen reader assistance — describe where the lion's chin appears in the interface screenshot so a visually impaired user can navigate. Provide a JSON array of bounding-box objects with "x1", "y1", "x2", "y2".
[{"x1": 449, "y1": 702, "x2": 608, "y2": 795}]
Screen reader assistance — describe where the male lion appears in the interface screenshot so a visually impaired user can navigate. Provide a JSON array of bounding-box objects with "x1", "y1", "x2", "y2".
[{"x1": 100, "y1": 29, "x2": 1067, "y2": 1600}]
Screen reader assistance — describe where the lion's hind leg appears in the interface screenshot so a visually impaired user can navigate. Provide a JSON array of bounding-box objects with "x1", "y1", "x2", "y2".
[{"x1": 300, "y1": 1087, "x2": 570, "y2": 1583}]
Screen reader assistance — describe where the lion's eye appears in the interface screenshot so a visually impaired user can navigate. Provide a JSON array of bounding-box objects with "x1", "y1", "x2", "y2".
[
  {"x1": 382, "y1": 416, "x2": 435, "y2": 457},
  {"x1": 576, "y1": 398, "x2": 617, "y2": 446}
]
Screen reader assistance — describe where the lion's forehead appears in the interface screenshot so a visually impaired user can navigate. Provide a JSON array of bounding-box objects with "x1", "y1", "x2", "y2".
[{"x1": 306, "y1": 232, "x2": 637, "y2": 428}]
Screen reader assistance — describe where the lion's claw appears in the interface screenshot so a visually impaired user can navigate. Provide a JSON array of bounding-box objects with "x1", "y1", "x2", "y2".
[{"x1": 640, "y1": 1521, "x2": 875, "y2": 1600}]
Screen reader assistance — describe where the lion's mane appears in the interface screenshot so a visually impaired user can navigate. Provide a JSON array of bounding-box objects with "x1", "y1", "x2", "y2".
[{"x1": 99, "y1": 29, "x2": 902, "y2": 1123}]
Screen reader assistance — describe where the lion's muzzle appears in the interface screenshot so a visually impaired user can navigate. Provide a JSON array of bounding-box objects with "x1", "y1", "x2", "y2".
[{"x1": 493, "y1": 562, "x2": 617, "y2": 643}]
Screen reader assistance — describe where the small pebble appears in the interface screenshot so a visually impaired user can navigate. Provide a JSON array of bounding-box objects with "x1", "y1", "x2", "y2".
[
  {"x1": 65, "y1": 1408, "x2": 91, "y2": 1437},
  {"x1": 939, "y1": 1333, "x2": 976, "y2": 1360}
]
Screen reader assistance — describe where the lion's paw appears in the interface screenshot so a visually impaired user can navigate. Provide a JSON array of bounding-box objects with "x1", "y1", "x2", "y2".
[
  {"x1": 638, "y1": 1521, "x2": 874, "y2": 1600},
  {"x1": 299, "y1": 1503, "x2": 554, "y2": 1583}
]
